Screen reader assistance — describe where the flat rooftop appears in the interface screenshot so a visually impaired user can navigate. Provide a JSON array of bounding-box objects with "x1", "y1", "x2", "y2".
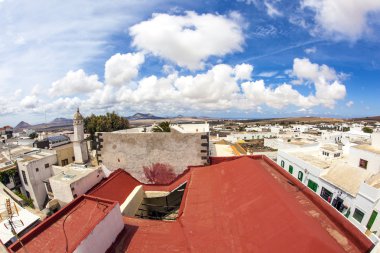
[
  {"x1": 50, "y1": 165, "x2": 101, "y2": 184},
  {"x1": 287, "y1": 150, "x2": 369, "y2": 196},
  {"x1": 353, "y1": 144, "x2": 380, "y2": 155},
  {"x1": 100, "y1": 157, "x2": 373, "y2": 253},
  {"x1": 9, "y1": 195, "x2": 117, "y2": 253}
]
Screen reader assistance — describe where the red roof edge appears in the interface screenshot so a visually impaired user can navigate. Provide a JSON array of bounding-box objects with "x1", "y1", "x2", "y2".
[
  {"x1": 210, "y1": 155, "x2": 374, "y2": 252},
  {"x1": 88, "y1": 169, "x2": 141, "y2": 195},
  {"x1": 8, "y1": 195, "x2": 118, "y2": 253}
]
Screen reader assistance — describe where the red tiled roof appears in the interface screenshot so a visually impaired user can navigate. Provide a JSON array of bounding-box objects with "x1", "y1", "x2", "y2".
[
  {"x1": 88, "y1": 170, "x2": 141, "y2": 205},
  {"x1": 9, "y1": 196, "x2": 117, "y2": 253},
  {"x1": 112, "y1": 156, "x2": 373, "y2": 253},
  {"x1": 9, "y1": 156, "x2": 374, "y2": 253}
]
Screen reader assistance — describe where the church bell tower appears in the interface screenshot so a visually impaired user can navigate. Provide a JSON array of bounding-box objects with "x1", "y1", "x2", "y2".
[{"x1": 73, "y1": 108, "x2": 89, "y2": 164}]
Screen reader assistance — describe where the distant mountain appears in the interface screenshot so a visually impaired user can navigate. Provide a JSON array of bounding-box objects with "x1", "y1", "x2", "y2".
[
  {"x1": 127, "y1": 113, "x2": 163, "y2": 120},
  {"x1": 49, "y1": 118, "x2": 73, "y2": 125},
  {"x1": 14, "y1": 121, "x2": 31, "y2": 129},
  {"x1": 351, "y1": 116, "x2": 380, "y2": 122}
]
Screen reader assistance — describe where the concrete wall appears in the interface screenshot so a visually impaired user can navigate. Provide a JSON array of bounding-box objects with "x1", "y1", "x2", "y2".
[
  {"x1": 71, "y1": 169, "x2": 104, "y2": 199},
  {"x1": 74, "y1": 203, "x2": 124, "y2": 253},
  {"x1": 120, "y1": 185, "x2": 144, "y2": 216},
  {"x1": 49, "y1": 178, "x2": 72, "y2": 205},
  {"x1": 96, "y1": 131, "x2": 208, "y2": 182}
]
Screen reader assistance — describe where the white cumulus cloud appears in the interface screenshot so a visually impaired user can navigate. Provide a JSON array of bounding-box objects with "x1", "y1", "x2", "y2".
[
  {"x1": 49, "y1": 69, "x2": 103, "y2": 97},
  {"x1": 302, "y1": 0, "x2": 380, "y2": 41},
  {"x1": 292, "y1": 58, "x2": 346, "y2": 108},
  {"x1": 105, "y1": 52, "x2": 145, "y2": 87},
  {"x1": 129, "y1": 11, "x2": 245, "y2": 70}
]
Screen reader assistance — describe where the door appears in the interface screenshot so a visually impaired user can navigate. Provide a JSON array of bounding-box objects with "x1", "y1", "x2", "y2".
[
  {"x1": 320, "y1": 187, "x2": 333, "y2": 203},
  {"x1": 367, "y1": 211, "x2": 378, "y2": 230}
]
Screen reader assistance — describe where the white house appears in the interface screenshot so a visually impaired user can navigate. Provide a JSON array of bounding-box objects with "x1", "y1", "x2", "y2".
[
  {"x1": 277, "y1": 132, "x2": 380, "y2": 241},
  {"x1": 48, "y1": 164, "x2": 104, "y2": 207},
  {"x1": 16, "y1": 149, "x2": 57, "y2": 210}
]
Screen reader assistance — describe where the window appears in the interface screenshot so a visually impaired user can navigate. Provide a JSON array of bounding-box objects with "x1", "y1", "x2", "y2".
[
  {"x1": 298, "y1": 171, "x2": 303, "y2": 181},
  {"x1": 35, "y1": 168, "x2": 39, "y2": 172},
  {"x1": 61, "y1": 159, "x2": 69, "y2": 166},
  {"x1": 359, "y1": 159, "x2": 368, "y2": 169},
  {"x1": 353, "y1": 208, "x2": 365, "y2": 223},
  {"x1": 281, "y1": 160, "x2": 285, "y2": 168},
  {"x1": 25, "y1": 190, "x2": 31, "y2": 199},
  {"x1": 22, "y1": 170, "x2": 28, "y2": 185},
  {"x1": 45, "y1": 181, "x2": 52, "y2": 193},
  {"x1": 1, "y1": 174, "x2": 10, "y2": 185},
  {"x1": 45, "y1": 163, "x2": 49, "y2": 168},
  {"x1": 307, "y1": 180, "x2": 318, "y2": 192},
  {"x1": 288, "y1": 165, "x2": 293, "y2": 174},
  {"x1": 72, "y1": 156, "x2": 75, "y2": 161}
]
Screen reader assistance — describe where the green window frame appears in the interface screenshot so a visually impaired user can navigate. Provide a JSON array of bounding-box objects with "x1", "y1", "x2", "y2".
[
  {"x1": 307, "y1": 180, "x2": 318, "y2": 192},
  {"x1": 298, "y1": 171, "x2": 303, "y2": 181},
  {"x1": 281, "y1": 160, "x2": 285, "y2": 168},
  {"x1": 353, "y1": 208, "x2": 365, "y2": 223},
  {"x1": 288, "y1": 165, "x2": 293, "y2": 174}
]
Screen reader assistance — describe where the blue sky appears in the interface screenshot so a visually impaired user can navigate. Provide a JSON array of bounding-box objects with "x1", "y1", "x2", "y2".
[{"x1": 0, "y1": 0, "x2": 379, "y2": 126}]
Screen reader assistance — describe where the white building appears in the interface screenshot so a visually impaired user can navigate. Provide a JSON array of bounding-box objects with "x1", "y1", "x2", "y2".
[
  {"x1": 224, "y1": 132, "x2": 276, "y2": 143},
  {"x1": 264, "y1": 136, "x2": 318, "y2": 150},
  {"x1": 16, "y1": 149, "x2": 57, "y2": 210},
  {"x1": 72, "y1": 108, "x2": 89, "y2": 164},
  {"x1": 277, "y1": 132, "x2": 380, "y2": 241},
  {"x1": 47, "y1": 164, "x2": 104, "y2": 207},
  {"x1": 170, "y1": 123, "x2": 209, "y2": 133}
]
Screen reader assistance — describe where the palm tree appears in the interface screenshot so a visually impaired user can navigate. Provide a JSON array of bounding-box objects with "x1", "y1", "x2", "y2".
[{"x1": 152, "y1": 121, "x2": 171, "y2": 132}]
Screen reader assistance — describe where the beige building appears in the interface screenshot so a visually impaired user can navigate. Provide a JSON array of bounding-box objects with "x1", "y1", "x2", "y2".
[{"x1": 53, "y1": 143, "x2": 75, "y2": 166}]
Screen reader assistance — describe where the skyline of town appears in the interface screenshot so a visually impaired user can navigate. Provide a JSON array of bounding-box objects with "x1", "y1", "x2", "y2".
[{"x1": 1, "y1": 0, "x2": 379, "y2": 126}]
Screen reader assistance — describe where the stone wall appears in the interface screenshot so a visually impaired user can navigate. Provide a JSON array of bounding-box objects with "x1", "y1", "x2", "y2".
[{"x1": 96, "y1": 131, "x2": 209, "y2": 182}]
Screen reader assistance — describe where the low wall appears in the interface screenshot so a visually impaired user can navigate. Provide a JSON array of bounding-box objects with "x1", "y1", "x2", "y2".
[{"x1": 96, "y1": 131, "x2": 209, "y2": 183}]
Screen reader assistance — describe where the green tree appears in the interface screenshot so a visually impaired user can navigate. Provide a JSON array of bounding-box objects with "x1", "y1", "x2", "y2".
[
  {"x1": 29, "y1": 132, "x2": 38, "y2": 139},
  {"x1": 362, "y1": 127, "x2": 373, "y2": 133},
  {"x1": 84, "y1": 112, "x2": 129, "y2": 141},
  {"x1": 152, "y1": 121, "x2": 171, "y2": 132}
]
